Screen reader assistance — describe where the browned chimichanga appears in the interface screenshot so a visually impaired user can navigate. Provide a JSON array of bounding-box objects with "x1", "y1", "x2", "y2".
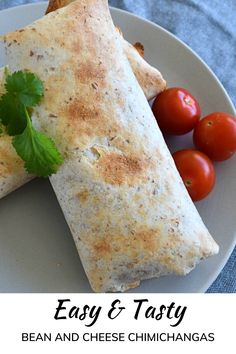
[
  {"x1": 1, "y1": 0, "x2": 219, "y2": 292},
  {"x1": 0, "y1": 1, "x2": 166, "y2": 199}
]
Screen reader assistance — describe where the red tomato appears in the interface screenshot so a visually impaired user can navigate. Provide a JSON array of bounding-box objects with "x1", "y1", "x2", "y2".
[
  {"x1": 193, "y1": 112, "x2": 236, "y2": 161},
  {"x1": 152, "y1": 87, "x2": 201, "y2": 135},
  {"x1": 172, "y1": 149, "x2": 216, "y2": 202}
]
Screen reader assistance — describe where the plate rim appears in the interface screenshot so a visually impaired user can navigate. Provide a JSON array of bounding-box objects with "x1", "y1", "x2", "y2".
[{"x1": 0, "y1": 1, "x2": 235, "y2": 293}]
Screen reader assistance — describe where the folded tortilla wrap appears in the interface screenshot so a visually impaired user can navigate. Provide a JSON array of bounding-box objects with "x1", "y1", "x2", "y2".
[
  {"x1": 0, "y1": 0, "x2": 166, "y2": 200},
  {"x1": 1, "y1": 0, "x2": 219, "y2": 292}
]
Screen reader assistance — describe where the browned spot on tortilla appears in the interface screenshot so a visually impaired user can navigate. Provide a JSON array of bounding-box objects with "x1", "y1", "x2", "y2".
[
  {"x1": 133, "y1": 42, "x2": 145, "y2": 57},
  {"x1": 77, "y1": 189, "x2": 89, "y2": 202},
  {"x1": 60, "y1": 97, "x2": 121, "y2": 141},
  {"x1": 90, "y1": 228, "x2": 160, "y2": 263},
  {"x1": 133, "y1": 230, "x2": 158, "y2": 253},
  {"x1": 96, "y1": 152, "x2": 148, "y2": 185},
  {"x1": 93, "y1": 239, "x2": 111, "y2": 256},
  {"x1": 76, "y1": 62, "x2": 106, "y2": 84},
  {"x1": 67, "y1": 99, "x2": 100, "y2": 122}
]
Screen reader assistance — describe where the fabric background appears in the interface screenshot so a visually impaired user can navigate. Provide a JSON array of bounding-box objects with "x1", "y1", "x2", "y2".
[{"x1": 0, "y1": 0, "x2": 235, "y2": 292}]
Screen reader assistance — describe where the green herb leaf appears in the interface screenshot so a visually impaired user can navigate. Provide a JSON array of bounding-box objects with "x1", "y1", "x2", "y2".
[
  {"x1": 12, "y1": 108, "x2": 63, "y2": 177},
  {"x1": 5, "y1": 71, "x2": 44, "y2": 107},
  {"x1": 0, "y1": 93, "x2": 27, "y2": 135},
  {"x1": 0, "y1": 69, "x2": 64, "y2": 177}
]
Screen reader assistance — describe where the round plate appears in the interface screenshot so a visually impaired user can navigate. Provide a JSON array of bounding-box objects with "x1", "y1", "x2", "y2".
[{"x1": 0, "y1": 2, "x2": 235, "y2": 293}]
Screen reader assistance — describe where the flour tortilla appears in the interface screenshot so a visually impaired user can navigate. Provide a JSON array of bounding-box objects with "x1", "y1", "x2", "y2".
[
  {"x1": 0, "y1": 0, "x2": 166, "y2": 199},
  {"x1": 1, "y1": 0, "x2": 219, "y2": 292}
]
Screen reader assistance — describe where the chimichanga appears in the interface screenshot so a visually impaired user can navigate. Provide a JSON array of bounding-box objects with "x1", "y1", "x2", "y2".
[
  {"x1": 1, "y1": 0, "x2": 219, "y2": 292},
  {"x1": 0, "y1": 0, "x2": 166, "y2": 199}
]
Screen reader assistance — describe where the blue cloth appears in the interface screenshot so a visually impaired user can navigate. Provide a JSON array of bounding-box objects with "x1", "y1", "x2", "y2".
[{"x1": 1, "y1": 0, "x2": 236, "y2": 292}]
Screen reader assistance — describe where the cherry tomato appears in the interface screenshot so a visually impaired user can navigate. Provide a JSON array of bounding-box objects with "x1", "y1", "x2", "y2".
[
  {"x1": 172, "y1": 149, "x2": 216, "y2": 202},
  {"x1": 152, "y1": 87, "x2": 201, "y2": 135},
  {"x1": 193, "y1": 112, "x2": 236, "y2": 161}
]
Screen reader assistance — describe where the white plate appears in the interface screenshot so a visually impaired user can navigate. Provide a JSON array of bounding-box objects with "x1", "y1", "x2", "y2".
[{"x1": 0, "y1": 2, "x2": 235, "y2": 293}]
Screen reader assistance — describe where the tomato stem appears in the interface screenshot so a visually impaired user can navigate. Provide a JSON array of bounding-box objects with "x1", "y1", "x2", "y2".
[
  {"x1": 207, "y1": 120, "x2": 213, "y2": 126},
  {"x1": 185, "y1": 180, "x2": 192, "y2": 187}
]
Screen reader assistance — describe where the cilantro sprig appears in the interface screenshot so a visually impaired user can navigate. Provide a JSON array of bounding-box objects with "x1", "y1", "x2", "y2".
[{"x1": 0, "y1": 70, "x2": 63, "y2": 177}]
